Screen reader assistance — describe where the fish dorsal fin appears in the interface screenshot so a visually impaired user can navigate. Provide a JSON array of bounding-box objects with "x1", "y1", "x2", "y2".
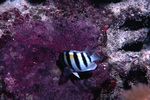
[
  {"x1": 84, "y1": 46, "x2": 90, "y2": 56},
  {"x1": 90, "y1": 50, "x2": 102, "y2": 62},
  {"x1": 72, "y1": 72, "x2": 80, "y2": 78},
  {"x1": 86, "y1": 62, "x2": 97, "y2": 71}
]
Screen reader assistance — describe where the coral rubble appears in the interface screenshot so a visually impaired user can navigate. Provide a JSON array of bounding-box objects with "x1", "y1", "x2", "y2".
[{"x1": 121, "y1": 84, "x2": 150, "y2": 100}]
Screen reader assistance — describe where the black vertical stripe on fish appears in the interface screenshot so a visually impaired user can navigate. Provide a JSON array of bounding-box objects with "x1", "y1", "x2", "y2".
[
  {"x1": 66, "y1": 51, "x2": 74, "y2": 70},
  {"x1": 73, "y1": 52, "x2": 81, "y2": 70},
  {"x1": 88, "y1": 55, "x2": 91, "y2": 62},
  {"x1": 81, "y1": 53, "x2": 88, "y2": 67},
  {"x1": 61, "y1": 52, "x2": 67, "y2": 67}
]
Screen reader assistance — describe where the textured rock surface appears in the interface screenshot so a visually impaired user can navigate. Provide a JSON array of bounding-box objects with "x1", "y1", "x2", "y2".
[{"x1": 0, "y1": 0, "x2": 150, "y2": 100}]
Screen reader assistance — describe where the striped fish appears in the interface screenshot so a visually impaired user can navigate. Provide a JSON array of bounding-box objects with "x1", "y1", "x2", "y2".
[{"x1": 59, "y1": 46, "x2": 102, "y2": 78}]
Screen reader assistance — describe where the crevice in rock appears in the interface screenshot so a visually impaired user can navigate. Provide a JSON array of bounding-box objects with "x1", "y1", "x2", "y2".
[
  {"x1": 87, "y1": 0, "x2": 122, "y2": 7},
  {"x1": 26, "y1": 0, "x2": 46, "y2": 5},
  {"x1": 143, "y1": 30, "x2": 150, "y2": 45},
  {"x1": 119, "y1": 16, "x2": 150, "y2": 30},
  {"x1": 120, "y1": 41, "x2": 143, "y2": 52},
  {"x1": 0, "y1": 0, "x2": 6, "y2": 4},
  {"x1": 120, "y1": 19, "x2": 144, "y2": 30},
  {"x1": 121, "y1": 65, "x2": 148, "y2": 90}
]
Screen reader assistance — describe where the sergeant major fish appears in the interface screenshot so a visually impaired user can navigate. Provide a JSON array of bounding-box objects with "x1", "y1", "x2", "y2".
[{"x1": 59, "y1": 46, "x2": 102, "y2": 78}]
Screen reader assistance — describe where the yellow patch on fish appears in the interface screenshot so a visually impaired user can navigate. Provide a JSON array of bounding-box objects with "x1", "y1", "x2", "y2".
[
  {"x1": 69, "y1": 52, "x2": 74, "y2": 59},
  {"x1": 77, "y1": 53, "x2": 81, "y2": 58},
  {"x1": 69, "y1": 54, "x2": 74, "y2": 59}
]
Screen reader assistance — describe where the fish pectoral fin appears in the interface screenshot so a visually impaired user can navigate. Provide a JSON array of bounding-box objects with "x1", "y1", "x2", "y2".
[
  {"x1": 86, "y1": 62, "x2": 97, "y2": 71},
  {"x1": 72, "y1": 72, "x2": 80, "y2": 78},
  {"x1": 63, "y1": 68, "x2": 72, "y2": 77}
]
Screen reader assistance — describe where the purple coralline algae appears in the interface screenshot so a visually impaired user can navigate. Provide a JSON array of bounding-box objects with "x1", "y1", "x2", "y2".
[
  {"x1": 0, "y1": 0, "x2": 150, "y2": 100},
  {"x1": 0, "y1": 1, "x2": 112, "y2": 99}
]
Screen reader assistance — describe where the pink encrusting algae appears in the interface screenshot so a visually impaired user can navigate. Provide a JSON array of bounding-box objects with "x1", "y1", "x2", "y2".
[{"x1": 0, "y1": 4, "x2": 112, "y2": 99}]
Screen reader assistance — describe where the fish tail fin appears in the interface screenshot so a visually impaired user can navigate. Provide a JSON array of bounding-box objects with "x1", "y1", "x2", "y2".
[{"x1": 90, "y1": 50, "x2": 102, "y2": 62}]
